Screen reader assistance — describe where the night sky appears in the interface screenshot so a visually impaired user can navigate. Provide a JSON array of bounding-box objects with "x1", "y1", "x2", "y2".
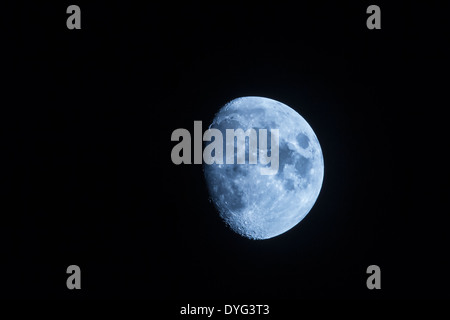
[{"x1": 2, "y1": 1, "x2": 448, "y2": 300}]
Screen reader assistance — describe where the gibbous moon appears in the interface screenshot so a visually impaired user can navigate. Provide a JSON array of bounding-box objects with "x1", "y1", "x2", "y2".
[{"x1": 204, "y1": 96, "x2": 324, "y2": 240}]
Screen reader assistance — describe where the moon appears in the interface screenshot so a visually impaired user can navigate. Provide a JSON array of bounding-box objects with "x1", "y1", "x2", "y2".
[{"x1": 203, "y1": 96, "x2": 324, "y2": 240}]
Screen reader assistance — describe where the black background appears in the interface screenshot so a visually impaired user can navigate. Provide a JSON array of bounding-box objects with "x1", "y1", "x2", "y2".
[{"x1": 1, "y1": 1, "x2": 448, "y2": 300}]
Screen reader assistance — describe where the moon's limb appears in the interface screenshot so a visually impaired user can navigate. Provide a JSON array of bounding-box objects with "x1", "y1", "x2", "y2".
[{"x1": 204, "y1": 96, "x2": 324, "y2": 240}]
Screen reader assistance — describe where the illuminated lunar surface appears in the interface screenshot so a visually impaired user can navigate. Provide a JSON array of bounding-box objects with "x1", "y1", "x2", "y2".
[{"x1": 204, "y1": 96, "x2": 324, "y2": 240}]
